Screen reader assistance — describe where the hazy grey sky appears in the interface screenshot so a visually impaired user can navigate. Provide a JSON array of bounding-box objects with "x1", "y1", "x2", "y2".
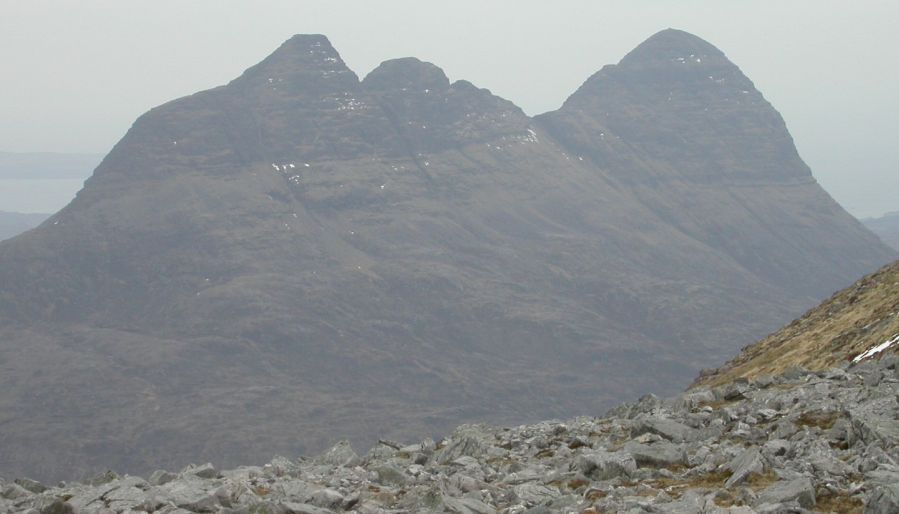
[{"x1": 2, "y1": 1, "x2": 897, "y2": 217}]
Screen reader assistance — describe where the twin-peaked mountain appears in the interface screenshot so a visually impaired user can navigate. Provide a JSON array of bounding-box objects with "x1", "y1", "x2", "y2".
[{"x1": 0, "y1": 30, "x2": 893, "y2": 481}]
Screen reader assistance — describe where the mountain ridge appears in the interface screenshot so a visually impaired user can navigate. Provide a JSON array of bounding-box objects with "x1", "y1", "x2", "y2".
[{"x1": 0, "y1": 29, "x2": 893, "y2": 481}]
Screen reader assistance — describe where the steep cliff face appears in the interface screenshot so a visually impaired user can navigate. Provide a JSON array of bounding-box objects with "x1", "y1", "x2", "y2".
[{"x1": 0, "y1": 30, "x2": 893, "y2": 481}]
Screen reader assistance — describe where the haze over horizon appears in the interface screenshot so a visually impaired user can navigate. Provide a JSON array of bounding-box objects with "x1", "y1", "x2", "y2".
[{"x1": 2, "y1": 1, "x2": 898, "y2": 218}]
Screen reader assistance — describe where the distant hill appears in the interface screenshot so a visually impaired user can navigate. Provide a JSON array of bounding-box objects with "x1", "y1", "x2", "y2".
[
  {"x1": 0, "y1": 29, "x2": 894, "y2": 481},
  {"x1": 694, "y1": 259, "x2": 899, "y2": 388},
  {"x1": 0, "y1": 211, "x2": 49, "y2": 241},
  {"x1": 864, "y1": 212, "x2": 899, "y2": 251},
  {"x1": 0, "y1": 152, "x2": 101, "y2": 214},
  {"x1": 0, "y1": 151, "x2": 101, "y2": 180}
]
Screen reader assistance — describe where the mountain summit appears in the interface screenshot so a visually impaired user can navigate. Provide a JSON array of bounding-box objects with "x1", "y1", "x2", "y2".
[{"x1": 0, "y1": 30, "x2": 893, "y2": 481}]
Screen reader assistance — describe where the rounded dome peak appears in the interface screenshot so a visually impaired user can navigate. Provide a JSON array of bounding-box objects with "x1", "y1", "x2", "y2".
[
  {"x1": 619, "y1": 28, "x2": 726, "y2": 68},
  {"x1": 362, "y1": 57, "x2": 450, "y2": 92}
]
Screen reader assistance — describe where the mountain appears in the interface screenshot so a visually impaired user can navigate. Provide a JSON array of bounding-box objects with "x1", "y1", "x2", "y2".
[
  {"x1": 0, "y1": 211, "x2": 49, "y2": 241},
  {"x1": 0, "y1": 30, "x2": 894, "y2": 481},
  {"x1": 863, "y1": 212, "x2": 899, "y2": 251},
  {"x1": 694, "y1": 259, "x2": 899, "y2": 388}
]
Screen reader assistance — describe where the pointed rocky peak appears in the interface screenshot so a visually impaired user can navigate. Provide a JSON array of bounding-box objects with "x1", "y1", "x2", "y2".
[
  {"x1": 232, "y1": 34, "x2": 359, "y2": 92},
  {"x1": 362, "y1": 57, "x2": 450, "y2": 93}
]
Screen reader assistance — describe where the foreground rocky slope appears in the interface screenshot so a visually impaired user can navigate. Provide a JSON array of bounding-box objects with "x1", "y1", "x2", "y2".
[
  {"x1": 5, "y1": 356, "x2": 898, "y2": 513},
  {"x1": 696, "y1": 260, "x2": 899, "y2": 388},
  {"x1": 0, "y1": 29, "x2": 893, "y2": 480}
]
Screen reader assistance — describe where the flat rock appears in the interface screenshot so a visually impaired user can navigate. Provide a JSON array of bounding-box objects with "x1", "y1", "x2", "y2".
[
  {"x1": 758, "y1": 477, "x2": 816, "y2": 509},
  {"x1": 623, "y1": 441, "x2": 686, "y2": 468},
  {"x1": 576, "y1": 451, "x2": 637, "y2": 480},
  {"x1": 631, "y1": 417, "x2": 698, "y2": 443}
]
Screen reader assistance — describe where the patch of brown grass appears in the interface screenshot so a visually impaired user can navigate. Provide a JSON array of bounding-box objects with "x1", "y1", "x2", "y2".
[
  {"x1": 567, "y1": 477, "x2": 590, "y2": 490},
  {"x1": 568, "y1": 439, "x2": 588, "y2": 449},
  {"x1": 745, "y1": 470, "x2": 779, "y2": 490},
  {"x1": 535, "y1": 448, "x2": 555, "y2": 459},
  {"x1": 584, "y1": 488, "x2": 607, "y2": 501},
  {"x1": 697, "y1": 398, "x2": 738, "y2": 410},
  {"x1": 796, "y1": 410, "x2": 842, "y2": 430},
  {"x1": 815, "y1": 491, "x2": 863, "y2": 513},
  {"x1": 643, "y1": 470, "x2": 733, "y2": 499}
]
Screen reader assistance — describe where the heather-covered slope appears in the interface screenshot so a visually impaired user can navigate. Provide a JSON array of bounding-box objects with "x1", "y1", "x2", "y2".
[
  {"x1": 0, "y1": 31, "x2": 893, "y2": 481},
  {"x1": 694, "y1": 259, "x2": 899, "y2": 388}
]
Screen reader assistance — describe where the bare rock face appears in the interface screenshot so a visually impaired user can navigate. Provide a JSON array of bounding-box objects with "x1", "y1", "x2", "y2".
[{"x1": 0, "y1": 29, "x2": 894, "y2": 481}]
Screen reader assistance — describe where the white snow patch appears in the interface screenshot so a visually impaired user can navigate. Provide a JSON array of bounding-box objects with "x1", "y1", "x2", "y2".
[{"x1": 853, "y1": 333, "x2": 899, "y2": 363}]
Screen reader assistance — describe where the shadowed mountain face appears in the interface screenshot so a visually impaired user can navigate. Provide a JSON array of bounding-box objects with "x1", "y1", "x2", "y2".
[{"x1": 0, "y1": 30, "x2": 893, "y2": 481}]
